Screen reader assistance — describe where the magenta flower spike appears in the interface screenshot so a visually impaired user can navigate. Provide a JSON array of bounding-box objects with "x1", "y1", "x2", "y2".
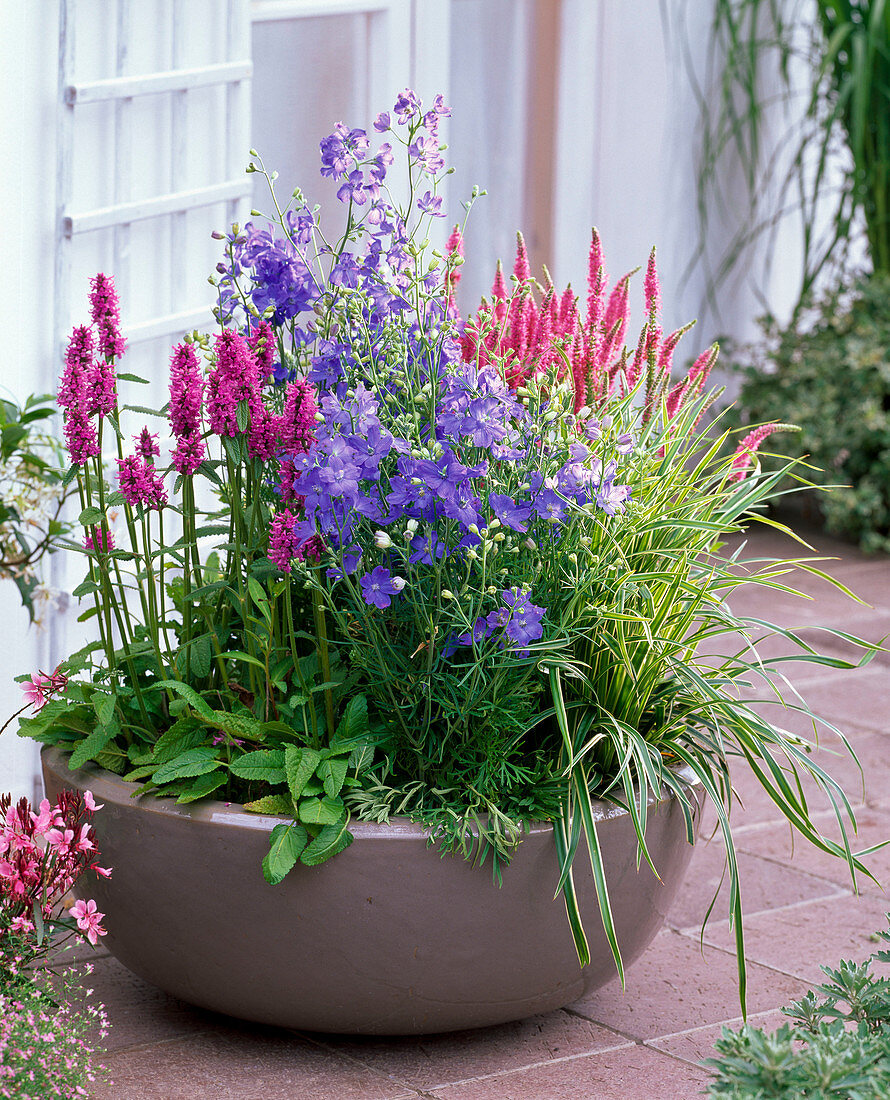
[
  {"x1": 169, "y1": 342, "x2": 205, "y2": 439},
  {"x1": 513, "y1": 231, "x2": 531, "y2": 286},
  {"x1": 643, "y1": 247, "x2": 660, "y2": 319},
  {"x1": 248, "y1": 320, "x2": 276, "y2": 383},
  {"x1": 89, "y1": 272, "x2": 127, "y2": 362},
  {"x1": 730, "y1": 422, "x2": 790, "y2": 482},
  {"x1": 58, "y1": 326, "x2": 94, "y2": 409},
  {"x1": 206, "y1": 330, "x2": 260, "y2": 437}
]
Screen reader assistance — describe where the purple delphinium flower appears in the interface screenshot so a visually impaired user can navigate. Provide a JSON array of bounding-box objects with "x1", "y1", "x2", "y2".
[
  {"x1": 488, "y1": 492, "x2": 532, "y2": 533},
  {"x1": 359, "y1": 566, "x2": 404, "y2": 609},
  {"x1": 393, "y1": 89, "x2": 421, "y2": 123},
  {"x1": 373, "y1": 111, "x2": 391, "y2": 132},
  {"x1": 595, "y1": 460, "x2": 631, "y2": 516},
  {"x1": 336, "y1": 170, "x2": 367, "y2": 206},
  {"x1": 501, "y1": 588, "x2": 545, "y2": 649},
  {"x1": 418, "y1": 191, "x2": 444, "y2": 217}
]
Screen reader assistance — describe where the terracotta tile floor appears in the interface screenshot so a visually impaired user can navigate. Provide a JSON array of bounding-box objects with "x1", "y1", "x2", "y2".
[{"x1": 67, "y1": 523, "x2": 890, "y2": 1099}]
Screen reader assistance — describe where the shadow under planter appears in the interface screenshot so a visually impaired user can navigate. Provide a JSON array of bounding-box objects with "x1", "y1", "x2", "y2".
[{"x1": 42, "y1": 745, "x2": 702, "y2": 1035}]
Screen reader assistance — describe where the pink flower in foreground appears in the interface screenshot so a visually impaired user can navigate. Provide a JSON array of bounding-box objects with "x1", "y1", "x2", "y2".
[
  {"x1": 84, "y1": 791, "x2": 104, "y2": 813},
  {"x1": 248, "y1": 320, "x2": 276, "y2": 382},
  {"x1": 21, "y1": 674, "x2": 50, "y2": 711},
  {"x1": 70, "y1": 898, "x2": 107, "y2": 945},
  {"x1": 282, "y1": 379, "x2": 317, "y2": 455}
]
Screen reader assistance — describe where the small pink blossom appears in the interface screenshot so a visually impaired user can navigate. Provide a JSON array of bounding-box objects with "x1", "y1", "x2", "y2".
[
  {"x1": 70, "y1": 898, "x2": 107, "y2": 945},
  {"x1": 84, "y1": 791, "x2": 103, "y2": 813},
  {"x1": 84, "y1": 527, "x2": 115, "y2": 552},
  {"x1": 89, "y1": 272, "x2": 126, "y2": 362}
]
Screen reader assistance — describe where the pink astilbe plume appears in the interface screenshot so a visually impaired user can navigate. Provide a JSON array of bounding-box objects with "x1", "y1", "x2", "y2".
[
  {"x1": 268, "y1": 511, "x2": 322, "y2": 572},
  {"x1": 85, "y1": 273, "x2": 123, "y2": 416},
  {"x1": 248, "y1": 402, "x2": 284, "y2": 461},
  {"x1": 206, "y1": 330, "x2": 261, "y2": 437},
  {"x1": 730, "y1": 423, "x2": 794, "y2": 483}
]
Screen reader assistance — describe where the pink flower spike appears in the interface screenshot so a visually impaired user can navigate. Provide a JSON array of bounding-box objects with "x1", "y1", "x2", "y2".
[
  {"x1": 169, "y1": 341, "x2": 205, "y2": 438},
  {"x1": 89, "y1": 273, "x2": 126, "y2": 362},
  {"x1": 70, "y1": 898, "x2": 106, "y2": 945},
  {"x1": 730, "y1": 422, "x2": 793, "y2": 483},
  {"x1": 513, "y1": 232, "x2": 531, "y2": 285},
  {"x1": 644, "y1": 247, "x2": 660, "y2": 318},
  {"x1": 84, "y1": 791, "x2": 104, "y2": 812}
]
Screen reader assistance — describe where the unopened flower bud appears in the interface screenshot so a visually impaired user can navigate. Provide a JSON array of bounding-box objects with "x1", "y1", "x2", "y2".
[
  {"x1": 488, "y1": 518, "x2": 500, "y2": 530},
  {"x1": 601, "y1": 414, "x2": 613, "y2": 429},
  {"x1": 523, "y1": 538, "x2": 537, "y2": 551},
  {"x1": 391, "y1": 576, "x2": 407, "y2": 593},
  {"x1": 494, "y1": 532, "x2": 505, "y2": 542},
  {"x1": 441, "y1": 589, "x2": 455, "y2": 600},
  {"x1": 466, "y1": 549, "x2": 478, "y2": 561},
  {"x1": 374, "y1": 531, "x2": 392, "y2": 549},
  {"x1": 487, "y1": 586, "x2": 498, "y2": 595}
]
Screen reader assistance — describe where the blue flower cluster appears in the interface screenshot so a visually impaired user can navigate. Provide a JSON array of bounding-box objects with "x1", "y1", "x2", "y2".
[{"x1": 214, "y1": 90, "x2": 451, "y2": 350}]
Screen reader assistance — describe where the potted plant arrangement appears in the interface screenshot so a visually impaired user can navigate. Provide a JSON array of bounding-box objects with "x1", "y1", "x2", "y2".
[{"x1": 13, "y1": 90, "x2": 877, "y2": 1035}]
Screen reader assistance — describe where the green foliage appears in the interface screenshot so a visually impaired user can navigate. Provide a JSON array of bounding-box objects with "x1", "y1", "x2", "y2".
[
  {"x1": 728, "y1": 274, "x2": 890, "y2": 553},
  {"x1": 694, "y1": 0, "x2": 890, "y2": 318},
  {"x1": 705, "y1": 917, "x2": 890, "y2": 1097},
  {"x1": 0, "y1": 392, "x2": 72, "y2": 619}
]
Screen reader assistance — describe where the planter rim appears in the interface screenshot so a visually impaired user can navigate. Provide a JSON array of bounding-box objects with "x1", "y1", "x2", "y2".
[{"x1": 41, "y1": 744, "x2": 699, "y2": 838}]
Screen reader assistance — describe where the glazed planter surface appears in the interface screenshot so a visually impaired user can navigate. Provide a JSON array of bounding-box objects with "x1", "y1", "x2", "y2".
[{"x1": 43, "y1": 745, "x2": 701, "y2": 1035}]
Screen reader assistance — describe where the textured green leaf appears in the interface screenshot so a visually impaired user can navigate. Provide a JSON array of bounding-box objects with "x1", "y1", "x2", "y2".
[
  {"x1": 68, "y1": 722, "x2": 117, "y2": 770},
  {"x1": 229, "y1": 749, "x2": 285, "y2": 784},
  {"x1": 91, "y1": 691, "x2": 116, "y2": 727},
  {"x1": 152, "y1": 747, "x2": 221, "y2": 785},
  {"x1": 78, "y1": 506, "x2": 104, "y2": 526},
  {"x1": 190, "y1": 633, "x2": 212, "y2": 678},
  {"x1": 262, "y1": 822, "x2": 308, "y2": 885},
  {"x1": 300, "y1": 821, "x2": 354, "y2": 866},
  {"x1": 242, "y1": 794, "x2": 293, "y2": 815},
  {"x1": 320, "y1": 757, "x2": 348, "y2": 798},
  {"x1": 175, "y1": 771, "x2": 228, "y2": 803},
  {"x1": 334, "y1": 694, "x2": 368, "y2": 745},
  {"x1": 150, "y1": 719, "x2": 205, "y2": 764},
  {"x1": 210, "y1": 711, "x2": 263, "y2": 741},
  {"x1": 298, "y1": 795, "x2": 345, "y2": 826},
  {"x1": 71, "y1": 579, "x2": 98, "y2": 599},
  {"x1": 154, "y1": 680, "x2": 216, "y2": 721},
  {"x1": 285, "y1": 745, "x2": 321, "y2": 802}
]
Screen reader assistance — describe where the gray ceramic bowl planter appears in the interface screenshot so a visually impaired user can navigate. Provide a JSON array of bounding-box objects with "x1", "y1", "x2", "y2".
[{"x1": 42, "y1": 744, "x2": 702, "y2": 1035}]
